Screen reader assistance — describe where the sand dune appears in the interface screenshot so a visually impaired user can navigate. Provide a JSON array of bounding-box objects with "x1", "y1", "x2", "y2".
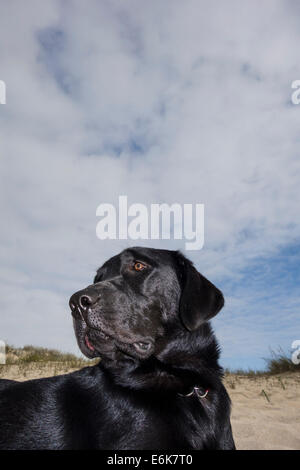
[
  {"x1": 225, "y1": 373, "x2": 300, "y2": 450},
  {"x1": 1, "y1": 364, "x2": 299, "y2": 450}
]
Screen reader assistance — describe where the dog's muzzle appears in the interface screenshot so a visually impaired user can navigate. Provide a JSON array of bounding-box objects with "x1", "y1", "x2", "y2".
[{"x1": 69, "y1": 287, "x2": 154, "y2": 357}]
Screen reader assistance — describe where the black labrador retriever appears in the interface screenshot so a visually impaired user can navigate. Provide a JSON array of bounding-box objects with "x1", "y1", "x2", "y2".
[{"x1": 0, "y1": 247, "x2": 235, "y2": 450}]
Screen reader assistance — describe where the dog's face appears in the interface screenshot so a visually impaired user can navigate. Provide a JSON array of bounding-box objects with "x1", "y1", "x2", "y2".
[{"x1": 69, "y1": 247, "x2": 224, "y2": 362}]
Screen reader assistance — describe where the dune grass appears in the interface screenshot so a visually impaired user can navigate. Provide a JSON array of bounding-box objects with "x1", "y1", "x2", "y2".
[
  {"x1": 263, "y1": 347, "x2": 299, "y2": 375},
  {"x1": 2, "y1": 345, "x2": 299, "y2": 376},
  {"x1": 4, "y1": 344, "x2": 97, "y2": 367},
  {"x1": 225, "y1": 347, "x2": 299, "y2": 376}
]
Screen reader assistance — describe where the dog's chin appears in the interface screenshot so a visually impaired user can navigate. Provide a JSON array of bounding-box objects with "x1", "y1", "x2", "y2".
[
  {"x1": 73, "y1": 320, "x2": 109, "y2": 359},
  {"x1": 73, "y1": 319, "x2": 155, "y2": 361},
  {"x1": 79, "y1": 340, "x2": 98, "y2": 359},
  {"x1": 82, "y1": 335, "x2": 155, "y2": 362},
  {"x1": 79, "y1": 330, "x2": 115, "y2": 359}
]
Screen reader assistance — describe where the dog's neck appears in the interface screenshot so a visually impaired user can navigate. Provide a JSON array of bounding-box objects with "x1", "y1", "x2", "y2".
[{"x1": 100, "y1": 323, "x2": 223, "y2": 395}]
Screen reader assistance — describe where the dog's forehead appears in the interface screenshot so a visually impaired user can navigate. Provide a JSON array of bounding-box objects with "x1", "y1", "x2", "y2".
[
  {"x1": 97, "y1": 247, "x2": 176, "y2": 277},
  {"x1": 97, "y1": 253, "x2": 121, "y2": 277},
  {"x1": 122, "y1": 247, "x2": 175, "y2": 263}
]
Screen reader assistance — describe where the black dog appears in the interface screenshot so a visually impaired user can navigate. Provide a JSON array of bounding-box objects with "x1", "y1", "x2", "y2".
[{"x1": 0, "y1": 247, "x2": 235, "y2": 449}]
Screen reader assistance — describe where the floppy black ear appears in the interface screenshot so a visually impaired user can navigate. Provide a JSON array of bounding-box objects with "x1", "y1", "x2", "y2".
[{"x1": 178, "y1": 255, "x2": 224, "y2": 331}]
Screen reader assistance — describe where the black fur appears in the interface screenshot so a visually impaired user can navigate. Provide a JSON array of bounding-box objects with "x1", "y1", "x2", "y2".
[{"x1": 0, "y1": 247, "x2": 235, "y2": 450}]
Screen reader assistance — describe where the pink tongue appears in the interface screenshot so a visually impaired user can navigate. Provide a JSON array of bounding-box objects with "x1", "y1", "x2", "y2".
[{"x1": 85, "y1": 335, "x2": 95, "y2": 351}]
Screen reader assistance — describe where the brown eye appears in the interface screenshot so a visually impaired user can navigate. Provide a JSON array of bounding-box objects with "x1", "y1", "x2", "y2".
[{"x1": 134, "y1": 262, "x2": 147, "y2": 271}]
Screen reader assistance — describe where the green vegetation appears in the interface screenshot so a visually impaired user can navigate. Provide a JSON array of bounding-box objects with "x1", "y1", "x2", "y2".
[
  {"x1": 4, "y1": 344, "x2": 98, "y2": 367},
  {"x1": 225, "y1": 348, "x2": 299, "y2": 376},
  {"x1": 263, "y1": 347, "x2": 299, "y2": 375},
  {"x1": 2, "y1": 345, "x2": 299, "y2": 376}
]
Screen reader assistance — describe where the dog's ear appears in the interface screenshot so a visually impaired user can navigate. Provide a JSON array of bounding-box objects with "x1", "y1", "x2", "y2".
[{"x1": 177, "y1": 254, "x2": 224, "y2": 331}]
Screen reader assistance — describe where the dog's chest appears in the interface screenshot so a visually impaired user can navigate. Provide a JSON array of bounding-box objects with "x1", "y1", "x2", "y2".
[{"x1": 93, "y1": 394, "x2": 215, "y2": 450}]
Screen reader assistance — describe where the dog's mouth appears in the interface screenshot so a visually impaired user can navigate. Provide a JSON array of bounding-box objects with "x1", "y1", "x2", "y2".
[
  {"x1": 72, "y1": 302, "x2": 155, "y2": 359},
  {"x1": 132, "y1": 341, "x2": 152, "y2": 354},
  {"x1": 85, "y1": 335, "x2": 95, "y2": 351},
  {"x1": 84, "y1": 326, "x2": 111, "y2": 353},
  {"x1": 84, "y1": 326, "x2": 153, "y2": 357}
]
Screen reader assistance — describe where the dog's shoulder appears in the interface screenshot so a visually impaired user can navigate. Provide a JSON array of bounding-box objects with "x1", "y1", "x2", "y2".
[
  {"x1": 0, "y1": 365, "x2": 105, "y2": 405},
  {"x1": 0, "y1": 365, "x2": 107, "y2": 450},
  {"x1": 0, "y1": 378, "x2": 17, "y2": 392}
]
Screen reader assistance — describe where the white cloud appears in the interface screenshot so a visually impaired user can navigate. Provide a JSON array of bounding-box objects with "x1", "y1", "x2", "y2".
[{"x1": 0, "y1": 0, "x2": 299, "y2": 368}]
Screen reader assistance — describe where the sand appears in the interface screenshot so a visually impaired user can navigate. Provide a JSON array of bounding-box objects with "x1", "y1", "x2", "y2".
[
  {"x1": 225, "y1": 373, "x2": 300, "y2": 450},
  {"x1": 1, "y1": 364, "x2": 299, "y2": 450}
]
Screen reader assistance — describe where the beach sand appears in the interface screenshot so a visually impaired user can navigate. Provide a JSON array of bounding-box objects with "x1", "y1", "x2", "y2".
[
  {"x1": 1, "y1": 364, "x2": 299, "y2": 450},
  {"x1": 225, "y1": 372, "x2": 300, "y2": 450}
]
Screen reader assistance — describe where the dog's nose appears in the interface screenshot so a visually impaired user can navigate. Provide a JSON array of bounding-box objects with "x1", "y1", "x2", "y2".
[
  {"x1": 79, "y1": 294, "x2": 96, "y2": 308},
  {"x1": 69, "y1": 290, "x2": 99, "y2": 317}
]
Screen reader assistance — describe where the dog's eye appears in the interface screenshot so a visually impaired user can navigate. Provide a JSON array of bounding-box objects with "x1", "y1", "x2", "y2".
[{"x1": 134, "y1": 262, "x2": 147, "y2": 272}]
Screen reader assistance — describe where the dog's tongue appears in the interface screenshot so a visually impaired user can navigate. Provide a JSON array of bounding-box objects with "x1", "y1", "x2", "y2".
[{"x1": 85, "y1": 335, "x2": 94, "y2": 351}]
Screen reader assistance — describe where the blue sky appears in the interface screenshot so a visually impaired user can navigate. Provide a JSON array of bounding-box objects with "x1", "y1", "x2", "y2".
[
  {"x1": 214, "y1": 243, "x2": 300, "y2": 370},
  {"x1": 0, "y1": 0, "x2": 299, "y2": 370}
]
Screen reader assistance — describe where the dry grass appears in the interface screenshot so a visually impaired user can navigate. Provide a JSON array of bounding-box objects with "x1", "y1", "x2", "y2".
[
  {"x1": 0, "y1": 344, "x2": 98, "y2": 381},
  {"x1": 263, "y1": 347, "x2": 299, "y2": 375},
  {"x1": 225, "y1": 347, "x2": 299, "y2": 377},
  {"x1": 0, "y1": 344, "x2": 299, "y2": 382},
  {"x1": 5, "y1": 344, "x2": 91, "y2": 364}
]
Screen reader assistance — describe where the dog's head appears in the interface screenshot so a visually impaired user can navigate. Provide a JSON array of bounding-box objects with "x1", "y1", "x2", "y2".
[{"x1": 69, "y1": 247, "x2": 224, "y2": 362}]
